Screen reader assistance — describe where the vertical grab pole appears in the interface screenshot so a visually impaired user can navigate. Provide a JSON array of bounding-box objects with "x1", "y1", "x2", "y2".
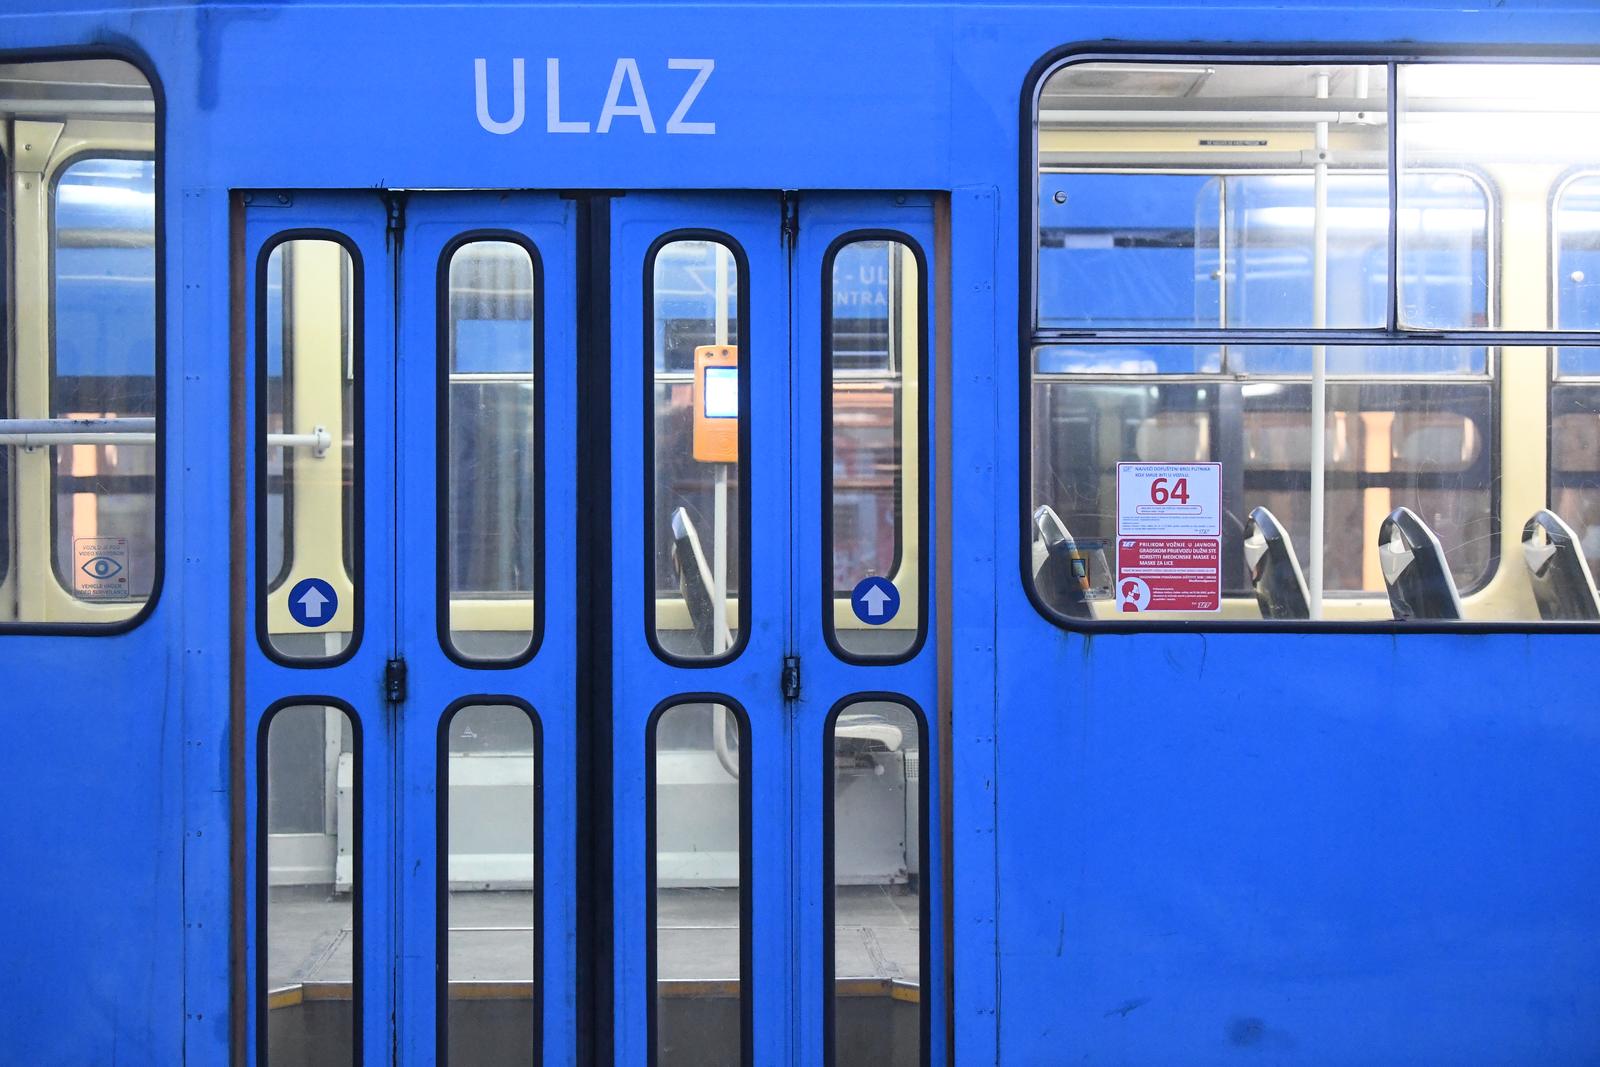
[
  {"x1": 710, "y1": 246, "x2": 736, "y2": 774},
  {"x1": 712, "y1": 248, "x2": 731, "y2": 652},
  {"x1": 1309, "y1": 70, "x2": 1330, "y2": 619}
]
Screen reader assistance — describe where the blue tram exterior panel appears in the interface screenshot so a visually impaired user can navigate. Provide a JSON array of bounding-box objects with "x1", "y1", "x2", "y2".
[{"x1": 0, "y1": 1, "x2": 1598, "y2": 1064}]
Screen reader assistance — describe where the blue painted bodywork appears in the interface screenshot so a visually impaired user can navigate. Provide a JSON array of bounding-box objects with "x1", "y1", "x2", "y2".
[{"x1": 0, "y1": 1, "x2": 1597, "y2": 1064}]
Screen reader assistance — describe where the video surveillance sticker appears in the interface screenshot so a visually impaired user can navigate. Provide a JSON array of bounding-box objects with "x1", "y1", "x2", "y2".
[{"x1": 74, "y1": 537, "x2": 131, "y2": 600}]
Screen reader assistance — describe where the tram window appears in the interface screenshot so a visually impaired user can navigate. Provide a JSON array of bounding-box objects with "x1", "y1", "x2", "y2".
[
  {"x1": 1029, "y1": 344, "x2": 1510, "y2": 621},
  {"x1": 826, "y1": 699, "x2": 924, "y2": 1067},
  {"x1": 650, "y1": 700, "x2": 749, "y2": 1066},
  {"x1": 262, "y1": 703, "x2": 359, "y2": 1066},
  {"x1": 259, "y1": 238, "x2": 359, "y2": 662},
  {"x1": 648, "y1": 238, "x2": 747, "y2": 663},
  {"x1": 826, "y1": 238, "x2": 923, "y2": 659},
  {"x1": 1399, "y1": 63, "x2": 1600, "y2": 330},
  {"x1": 0, "y1": 59, "x2": 157, "y2": 627},
  {"x1": 441, "y1": 239, "x2": 540, "y2": 664},
  {"x1": 1036, "y1": 63, "x2": 1391, "y2": 330},
  {"x1": 440, "y1": 703, "x2": 539, "y2": 1065}
]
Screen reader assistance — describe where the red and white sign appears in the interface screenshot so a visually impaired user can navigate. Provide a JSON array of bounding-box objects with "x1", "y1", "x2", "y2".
[
  {"x1": 1115, "y1": 537, "x2": 1221, "y2": 613},
  {"x1": 1116, "y1": 462, "x2": 1221, "y2": 537}
]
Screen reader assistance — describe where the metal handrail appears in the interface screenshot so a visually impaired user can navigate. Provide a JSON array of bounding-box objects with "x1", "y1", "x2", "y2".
[{"x1": 0, "y1": 417, "x2": 331, "y2": 456}]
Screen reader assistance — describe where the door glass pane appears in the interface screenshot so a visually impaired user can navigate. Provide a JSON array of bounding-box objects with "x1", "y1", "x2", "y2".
[
  {"x1": 827, "y1": 239, "x2": 922, "y2": 658},
  {"x1": 443, "y1": 240, "x2": 539, "y2": 663},
  {"x1": 260, "y1": 238, "x2": 358, "y2": 661},
  {"x1": 829, "y1": 699, "x2": 923, "y2": 1066},
  {"x1": 263, "y1": 703, "x2": 358, "y2": 1066},
  {"x1": 652, "y1": 700, "x2": 746, "y2": 1065},
  {"x1": 442, "y1": 703, "x2": 539, "y2": 1066},
  {"x1": 649, "y1": 239, "x2": 745, "y2": 662}
]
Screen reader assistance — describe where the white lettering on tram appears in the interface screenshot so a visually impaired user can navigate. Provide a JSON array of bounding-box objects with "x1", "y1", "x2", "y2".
[{"x1": 474, "y1": 57, "x2": 717, "y2": 136}]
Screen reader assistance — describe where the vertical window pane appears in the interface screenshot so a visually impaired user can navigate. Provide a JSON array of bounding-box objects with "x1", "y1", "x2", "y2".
[
  {"x1": 650, "y1": 240, "x2": 745, "y2": 661},
  {"x1": 652, "y1": 701, "x2": 746, "y2": 1066},
  {"x1": 443, "y1": 240, "x2": 539, "y2": 663},
  {"x1": 51, "y1": 157, "x2": 157, "y2": 611},
  {"x1": 1036, "y1": 62, "x2": 1390, "y2": 329},
  {"x1": 829, "y1": 700, "x2": 923, "y2": 1067},
  {"x1": 260, "y1": 238, "x2": 358, "y2": 661},
  {"x1": 0, "y1": 59, "x2": 156, "y2": 627},
  {"x1": 441, "y1": 704, "x2": 539, "y2": 1066},
  {"x1": 263, "y1": 704, "x2": 358, "y2": 1066},
  {"x1": 827, "y1": 239, "x2": 921, "y2": 659},
  {"x1": 1557, "y1": 176, "x2": 1600, "y2": 374},
  {"x1": 1399, "y1": 62, "x2": 1600, "y2": 330}
]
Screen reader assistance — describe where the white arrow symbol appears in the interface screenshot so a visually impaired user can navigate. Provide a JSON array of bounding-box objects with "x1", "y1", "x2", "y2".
[
  {"x1": 297, "y1": 585, "x2": 329, "y2": 620},
  {"x1": 861, "y1": 583, "x2": 892, "y2": 618}
]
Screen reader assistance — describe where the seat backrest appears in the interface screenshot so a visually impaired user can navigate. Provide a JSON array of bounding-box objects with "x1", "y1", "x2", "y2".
[
  {"x1": 1242, "y1": 506, "x2": 1310, "y2": 620},
  {"x1": 1031, "y1": 504, "x2": 1093, "y2": 619},
  {"x1": 1521, "y1": 509, "x2": 1600, "y2": 621},
  {"x1": 669, "y1": 506, "x2": 721, "y2": 654},
  {"x1": 1377, "y1": 507, "x2": 1463, "y2": 621}
]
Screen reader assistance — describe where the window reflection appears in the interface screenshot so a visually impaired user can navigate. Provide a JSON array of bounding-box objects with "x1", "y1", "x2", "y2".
[
  {"x1": 443, "y1": 240, "x2": 539, "y2": 663},
  {"x1": 651, "y1": 701, "x2": 747, "y2": 1066},
  {"x1": 828, "y1": 700, "x2": 923, "y2": 1067},
  {"x1": 650, "y1": 240, "x2": 745, "y2": 661}
]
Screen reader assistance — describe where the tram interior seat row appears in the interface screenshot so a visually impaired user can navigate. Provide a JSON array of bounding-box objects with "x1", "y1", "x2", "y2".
[{"x1": 1033, "y1": 504, "x2": 1600, "y2": 623}]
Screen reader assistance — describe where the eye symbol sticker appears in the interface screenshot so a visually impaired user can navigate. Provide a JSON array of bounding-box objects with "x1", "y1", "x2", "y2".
[{"x1": 82, "y1": 555, "x2": 124, "y2": 580}]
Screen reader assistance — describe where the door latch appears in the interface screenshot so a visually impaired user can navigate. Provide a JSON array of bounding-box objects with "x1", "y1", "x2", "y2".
[
  {"x1": 384, "y1": 658, "x2": 407, "y2": 704},
  {"x1": 781, "y1": 655, "x2": 801, "y2": 701}
]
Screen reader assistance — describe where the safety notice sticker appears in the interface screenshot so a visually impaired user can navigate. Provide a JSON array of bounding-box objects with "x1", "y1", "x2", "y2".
[
  {"x1": 1115, "y1": 462, "x2": 1222, "y2": 612},
  {"x1": 74, "y1": 537, "x2": 131, "y2": 600},
  {"x1": 1115, "y1": 537, "x2": 1220, "y2": 613},
  {"x1": 1116, "y1": 462, "x2": 1221, "y2": 537}
]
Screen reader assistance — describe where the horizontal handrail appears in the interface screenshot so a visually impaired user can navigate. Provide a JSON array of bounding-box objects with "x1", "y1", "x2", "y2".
[{"x1": 0, "y1": 418, "x2": 331, "y2": 456}]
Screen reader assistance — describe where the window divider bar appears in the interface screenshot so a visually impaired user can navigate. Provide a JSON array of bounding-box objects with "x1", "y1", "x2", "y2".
[{"x1": 1027, "y1": 329, "x2": 1600, "y2": 347}]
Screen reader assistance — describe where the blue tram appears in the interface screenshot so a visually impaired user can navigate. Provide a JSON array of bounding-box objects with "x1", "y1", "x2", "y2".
[{"x1": 1, "y1": 2, "x2": 1600, "y2": 1064}]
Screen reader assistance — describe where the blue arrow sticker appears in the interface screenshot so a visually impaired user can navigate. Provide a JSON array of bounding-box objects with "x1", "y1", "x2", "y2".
[
  {"x1": 288, "y1": 577, "x2": 338, "y2": 628},
  {"x1": 850, "y1": 576, "x2": 900, "y2": 626}
]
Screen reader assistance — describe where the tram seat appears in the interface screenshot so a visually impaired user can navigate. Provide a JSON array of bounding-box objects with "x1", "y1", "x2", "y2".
[
  {"x1": 1031, "y1": 505, "x2": 1094, "y2": 618},
  {"x1": 669, "y1": 507, "x2": 720, "y2": 655},
  {"x1": 1242, "y1": 506, "x2": 1310, "y2": 620},
  {"x1": 834, "y1": 711, "x2": 905, "y2": 762},
  {"x1": 1377, "y1": 507, "x2": 1463, "y2": 621},
  {"x1": 1521, "y1": 509, "x2": 1600, "y2": 621}
]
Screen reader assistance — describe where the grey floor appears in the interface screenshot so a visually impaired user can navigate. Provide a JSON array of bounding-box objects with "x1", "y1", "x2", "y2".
[{"x1": 267, "y1": 884, "x2": 919, "y2": 990}]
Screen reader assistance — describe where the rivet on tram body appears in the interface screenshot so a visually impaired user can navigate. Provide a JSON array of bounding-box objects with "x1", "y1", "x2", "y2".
[{"x1": 1053, "y1": 190, "x2": 1067, "y2": 204}]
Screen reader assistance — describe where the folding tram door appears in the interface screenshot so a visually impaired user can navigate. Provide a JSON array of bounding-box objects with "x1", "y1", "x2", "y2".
[
  {"x1": 241, "y1": 191, "x2": 579, "y2": 1065},
  {"x1": 608, "y1": 191, "x2": 943, "y2": 1067}
]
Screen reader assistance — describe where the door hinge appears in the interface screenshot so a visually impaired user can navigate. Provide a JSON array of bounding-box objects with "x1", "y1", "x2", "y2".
[
  {"x1": 383, "y1": 658, "x2": 407, "y2": 704},
  {"x1": 383, "y1": 191, "x2": 406, "y2": 250},
  {"x1": 780, "y1": 191, "x2": 799, "y2": 248},
  {"x1": 781, "y1": 654, "x2": 801, "y2": 701}
]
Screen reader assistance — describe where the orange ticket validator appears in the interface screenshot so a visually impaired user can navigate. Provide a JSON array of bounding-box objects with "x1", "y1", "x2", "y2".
[{"x1": 692, "y1": 344, "x2": 739, "y2": 463}]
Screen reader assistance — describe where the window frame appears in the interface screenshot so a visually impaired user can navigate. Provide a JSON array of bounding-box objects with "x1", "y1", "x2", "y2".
[
  {"x1": 0, "y1": 45, "x2": 164, "y2": 635},
  {"x1": 435, "y1": 696, "x2": 543, "y2": 1063},
  {"x1": 820, "y1": 692, "x2": 931, "y2": 1067},
  {"x1": 253, "y1": 229, "x2": 365, "y2": 667},
  {"x1": 435, "y1": 231, "x2": 546, "y2": 669},
  {"x1": 1020, "y1": 46, "x2": 1600, "y2": 634},
  {"x1": 256, "y1": 695, "x2": 364, "y2": 1067},
  {"x1": 644, "y1": 693, "x2": 753, "y2": 1067},
  {"x1": 820, "y1": 230, "x2": 931, "y2": 664},
  {"x1": 641, "y1": 230, "x2": 754, "y2": 668}
]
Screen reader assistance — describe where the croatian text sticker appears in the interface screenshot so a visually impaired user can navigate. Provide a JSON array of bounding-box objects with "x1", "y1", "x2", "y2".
[
  {"x1": 74, "y1": 537, "x2": 131, "y2": 600},
  {"x1": 1116, "y1": 462, "x2": 1221, "y2": 537},
  {"x1": 1115, "y1": 537, "x2": 1221, "y2": 613}
]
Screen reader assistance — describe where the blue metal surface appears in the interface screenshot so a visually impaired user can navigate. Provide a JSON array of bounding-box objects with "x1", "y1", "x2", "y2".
[{"x1": 0, "y1": 1, "x2": 1596, "y2": 1065}]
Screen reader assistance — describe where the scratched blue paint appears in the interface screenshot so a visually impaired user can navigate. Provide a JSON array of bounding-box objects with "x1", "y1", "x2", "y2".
[{"x1": 0, "y1": 2, "x2": 1593, "y2": 1065}]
